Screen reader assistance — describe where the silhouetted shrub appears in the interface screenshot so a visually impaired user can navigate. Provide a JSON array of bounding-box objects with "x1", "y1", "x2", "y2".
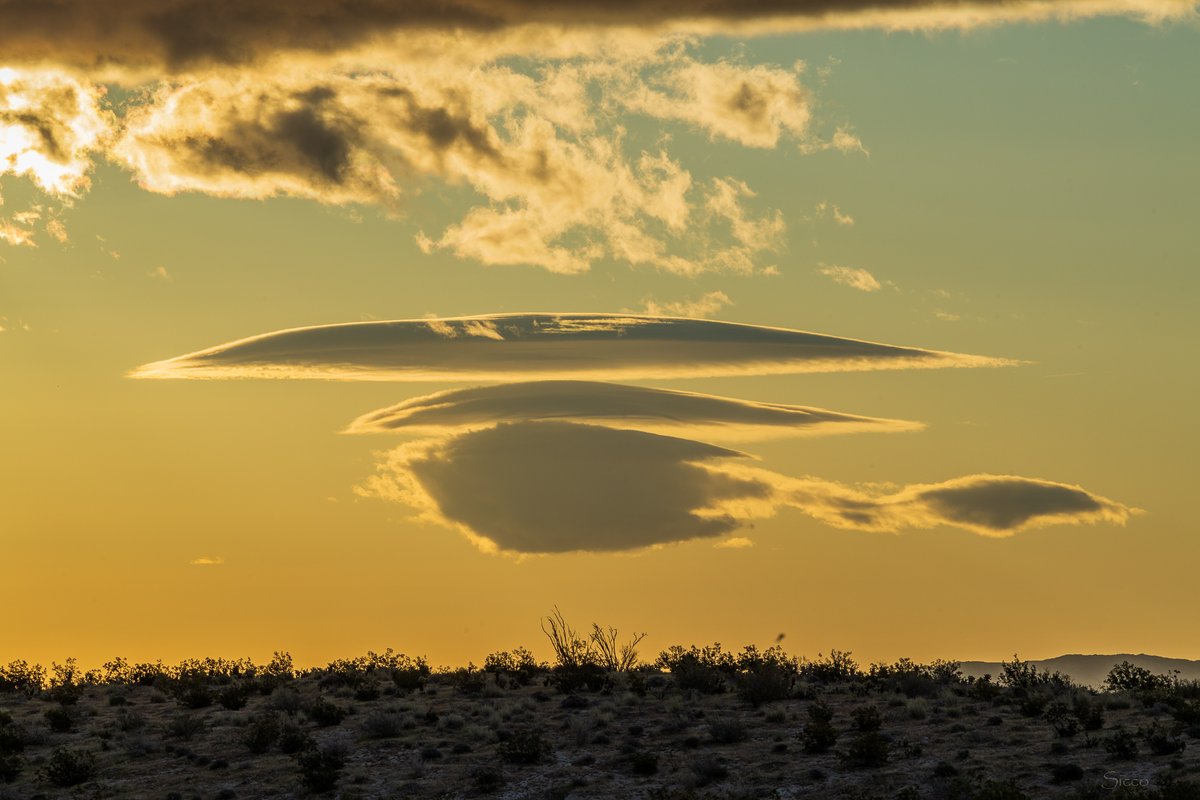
[
  {"x1": 42, "y1": 746, "x2": 96, "y2": 787},
  {"x1": 471, "y1": 765, "x2": 505, "y2": 792},
  {"x1": 1105, "y1": 661, "x2": 1174, "y2": 695},
  {"x1": 218, "y1": 683, "x2": 252, "y2": 710},
  {"x1": 868, "y1": 658, "x2": 963, "y2": 698},
  {"x1": 1073, "y1": 693, "x2": 1106, "y2": 731},
  {"x1": 1051, "y1": 763, "x2": 1084, "y2": 783},
  {"x1": 485, "y1": 647, "x2": 544, "y2": 686},
  {"x1": 361, "y1": 709, "x2": 407, "y2": 739},
  {"x1": 800, "y1": 701, "x2": 838, "y2": 754},
  {"x1": 553, "y1": 663, "x2": 609, "y2": 694},
  {"x1": 0, "y1": 753, "x2": 21, "y2": 783},
  {"x1": 799, "y1": 650, "x2": 861, "y2": 684},
  {"x1": 307, "y1": 696, "x2": 347, "y2": 727},
  {"x1": 707, "y1": 717, "x2": 747, "y2": 744},
  {"x1": 498, "y1": 727, "x2": 551, "y2": 764},
  {"x1": 0, "y1": 660, "x2": 46, "y2": 697},
  {"x1": 687, "y1": 753, "x2": 728, "y2": 786},
  {"x1": 1103, "y1": 727, "x2": 1139, "y2": 760},
  {"x1": 166, "y1": 712, "x2": 206, "y2": 741},
  {"x1": 630, "y1": 750, "x2": 659, "y2": 775},
  {"x1": 736, "y1": 646, "x2": 795, "y2": 706},
  {"x1": 242, "y1": 711, "x2": 280, "y2": 753},
  {"x1": 852, "y1": 705, "x2": 883, "y2": 732},
  {"x1": 171, "y1": 678, "x2": 213, "y2": 709},
  {"x1": 295, "y1": 741, "x2": 347, "y2": 793},
  {"x1": 1043, "y1": 701, "x2": 1080, "y2": 738},
  {"x1": 44, "y1": 706, "x2": 75, "y2": 732},
  {"x1": 1143, "y1": 723, "x2": 1187, "y2": 756},
  {"x1": 278, "y1": 720, "x2": 311, "y2": 754},
  {"x1": 842, "y1": 731, "x2": 890, "y2": 768},
  {"x1": 656, "y1": 644, "x2": 735, "y2": 694}
]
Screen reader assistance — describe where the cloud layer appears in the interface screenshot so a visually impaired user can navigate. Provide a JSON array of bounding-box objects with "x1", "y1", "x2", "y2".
[
  {"x1": 360, "y1": 420, "x2": 1135, "y2": 554},
  {"x1": 0, "y1": 1, "x2": 1192, "y2": 72},
  {"x1": 132, "y1": 313, "x2": 1012, "y2": 381},
  {"x1": 346, "y1": 380, "x2": 921, "y2": 439}
]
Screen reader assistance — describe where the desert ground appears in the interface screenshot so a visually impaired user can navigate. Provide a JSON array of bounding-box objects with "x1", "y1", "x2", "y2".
[{"x1": 2, "y1": 646, "x2": 1199, "y2": 800}]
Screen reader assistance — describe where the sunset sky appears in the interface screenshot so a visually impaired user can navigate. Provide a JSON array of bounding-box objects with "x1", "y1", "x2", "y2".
[{"x1": 2, "y1": 1, "x2": 1197, "y2": 672}]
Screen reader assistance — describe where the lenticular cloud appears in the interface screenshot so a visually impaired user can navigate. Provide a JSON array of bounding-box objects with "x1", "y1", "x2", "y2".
[
  {"x1": 132, "y1": 313, "x2": 1012, "y2": 381},
  {"x1": 345, "y1": 380, "x2": 921, "y2": 439}
]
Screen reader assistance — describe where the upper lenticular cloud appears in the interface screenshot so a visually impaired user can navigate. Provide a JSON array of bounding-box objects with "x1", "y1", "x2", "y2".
[
  {"x1": 345, "y1": 380, "x2": 921, "y2": 439},
  {"x1": 132, "y1": 313, "x2": 1014, "y2": 381}
]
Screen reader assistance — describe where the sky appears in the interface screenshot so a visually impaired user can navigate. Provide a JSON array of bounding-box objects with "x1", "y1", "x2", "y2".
[{"x1": 1, "y1": 1, "x2": 1197, "y2": 671}]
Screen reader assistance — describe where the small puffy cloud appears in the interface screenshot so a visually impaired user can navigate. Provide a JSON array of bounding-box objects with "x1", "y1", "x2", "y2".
[
  {"x1": 345, "y1": 380, "x2": 921, "y2": 439},
  {"x1": 639, "y1": 290, "x2": 733, "y2": 319},
  {"x1": 813, "y1": 201, "x2": 854, "y2": 226},
  {"x1": 131, "y1": 313, "x2": 1012, "y2": 381},
  {"x1": 188, "y1": 556, "x2": 224, "y2": 566},
  {"x1": 820, "y1": 264, "x2": 881, "y2": 292},
  {"x1": 714, "y1": 536, "x2": 754, "y2": 549},
  {"x1": 360, "y1": 420, "x2": 1136, "y2": 554}
]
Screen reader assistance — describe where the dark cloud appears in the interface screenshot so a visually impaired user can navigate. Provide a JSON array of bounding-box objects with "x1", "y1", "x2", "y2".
[
  {"x1": 363, "y1": 420, "x2": 773, "y2": 553},
  {"x1": 360, "y1": 420, "x2": 1136, "y2": 554},
  {"x1": 346, "y1": 380, "x2": 921, "y2": 438},
  {"x1": 131, "y1": 313, "x2": 1012, "y2": 381},
  {"x1": 0, "y1": 1, "x2": 1190, "y2": 71}
]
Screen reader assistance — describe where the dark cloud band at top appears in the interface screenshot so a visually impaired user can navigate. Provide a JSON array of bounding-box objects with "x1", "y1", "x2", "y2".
[
  {"x1": 345, "y1": 380, "x2": 922, "y2": 438},
  {"x1": 131, "y1": 313, "x2": 1014, "y2": 381},
  {"x1": 0, "y1": 1, "x2": 1192, "y2": 72}
]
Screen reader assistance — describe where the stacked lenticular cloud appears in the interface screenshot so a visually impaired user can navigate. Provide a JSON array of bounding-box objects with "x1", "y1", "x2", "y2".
[{"x1": 135, "y1": 312, "x2": 1133, "y2": 553}]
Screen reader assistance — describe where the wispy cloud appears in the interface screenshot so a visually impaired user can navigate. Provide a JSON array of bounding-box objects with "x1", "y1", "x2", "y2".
[
  {"x1": 638, "y1": 291, "x2": 733, "y2": 319},
  {"x1": 819, "y1": 264, "x2": 882, "y2": 292},
  {"x1": 359, "y1": 420, "x2": 1135, "y2": 554},
  {"x1": 345, "y1": 380, "x2": 921, "y2": 439},
  {"x1": 131, "y1": 313, "x2": 1013, "y2": 381},
  {"x1": 188, "y1": 556, "x2": 224, "y2": 566}
]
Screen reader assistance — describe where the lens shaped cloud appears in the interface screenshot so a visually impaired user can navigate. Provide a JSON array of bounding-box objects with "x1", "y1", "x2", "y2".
[
  {"x1": 132, "y1": 313, "x2": 1013, "y2": 381},
  {"x1": 359, "y1": 420, "x2": 1136, "y2": 554},
  {"x1": 345, "y1": 380, "x2": 922, "y2": 440}
]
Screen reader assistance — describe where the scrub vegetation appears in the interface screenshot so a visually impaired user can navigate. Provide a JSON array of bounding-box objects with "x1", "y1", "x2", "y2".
[{"x1": 2, "y1": 612, "x2": 1199, "y2": 798}]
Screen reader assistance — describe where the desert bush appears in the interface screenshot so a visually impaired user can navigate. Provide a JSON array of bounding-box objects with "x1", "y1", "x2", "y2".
[
  {"x1": 542, "y1": 608, "x2": 597, "y2": 670},
  {"x1": 1044, "y1": 701, "x2": 1080, "y2": 738},
  {"x1": 553, "y1": 662, "x2": 609, "y2": 694},
  {"x1": 799, "y1": 649, "x2": 861, "y2": 684},
  {"x1": 0, "y1": 752, "x2": 21, "y2": 783},
  {"x1": 1105, "y1": 661, "x2": 1175, "y2": 695},
  {"x1": 1142, "y1": 723, "x2": 1187, "y2": 756},
  {"x1": 800, "y1": 701, "x2": 838, "y2": 754},
  {"x1": 868, "y1": 658, "x2": 963, "y2": 698},
  {"x1": 842, "y1": 731, "x2": 890, "y2": 768},
  {"x1": 295, "y1": 740, "x2": 347, "y2": 793},
  {"x1": 656, "y1": 644, "x2": 735, "y2": 694},
  {"x1": 1073, "y1": 693, "x2": 1106, "y2": 731},
  {"x1": 630, "y1": 749, "x2": 659, "y2": 775},
  {"x1": 484, "y1": 648, "x2": 544, "y2": 686},
  {"x1": 171, "y1": 677, "x2": 213, "y2": 709},
  {"x1": 970, "y1": 675, "x2": 1003, "y2": 702},
  {"x1": 267, "y1": 687, "x2": 304, "y2": 714},
  {"x1": 707, "y1": 717, "x2": 747, "y2": 744},
  {"x1": 307, "y1": 696, "x2": 347, "y2": 727},
  {"x1": 1050, "y1": 763, "x2": 1084, "y2": 782},
  {"x1": 278, "y1": 720, "x2": 311, "y2": 754},
  {"x1": 852, "y1": 705, "x2": 883, "y2": 732},
  {"x1": 47, "y1": 659, "x2": 85, "y2": 705},
  {"x1": 498, "y1": 727, "x2": 551, "y2": 764},
  {"x1": 217, "y1": 682, "x2": 252, "y2": 710},
  {"x1": 42, "y1": 746, "x2": 96, "y2": 787},
  {"x1": 242, "y1": 711, "x2": 281, "y2": 753},
  {"x1": 361, "y1": 709, "x2": 407, "y2": 739},
  {"x1": 167, "y1": 712, "x2": 206, "y2": 741},
  {"x1": 686, "y1": 753, "x2": 729, "y2": 786},
  {"x1": 1103, "y1": 727, "x2": 1139, "y2": 760},
  {"x1": 590, "y1": 624, "x2": 647, "y2": 672},
  {"x1": 44, "y1": 706, "x2": 75, "y2": 732},
  {"x1": 0, "y1": 660, "x2": 46, "y2": 696},
  {"x1": 735, "y1": 646, "x2": 795, "y2": 706},
  {"x1": 448, "y1": 664, "x2": 487, "y2": 695}
]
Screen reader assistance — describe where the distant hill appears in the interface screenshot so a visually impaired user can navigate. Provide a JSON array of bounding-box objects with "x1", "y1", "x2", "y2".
[{"x1": 958, "y1": 654, "x2": 1200, "y2": 689}]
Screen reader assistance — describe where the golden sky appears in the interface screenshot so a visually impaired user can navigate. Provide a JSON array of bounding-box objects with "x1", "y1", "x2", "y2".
[{"x1": 1, "y1": 0, "x2": 1197, "y2": 671}]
